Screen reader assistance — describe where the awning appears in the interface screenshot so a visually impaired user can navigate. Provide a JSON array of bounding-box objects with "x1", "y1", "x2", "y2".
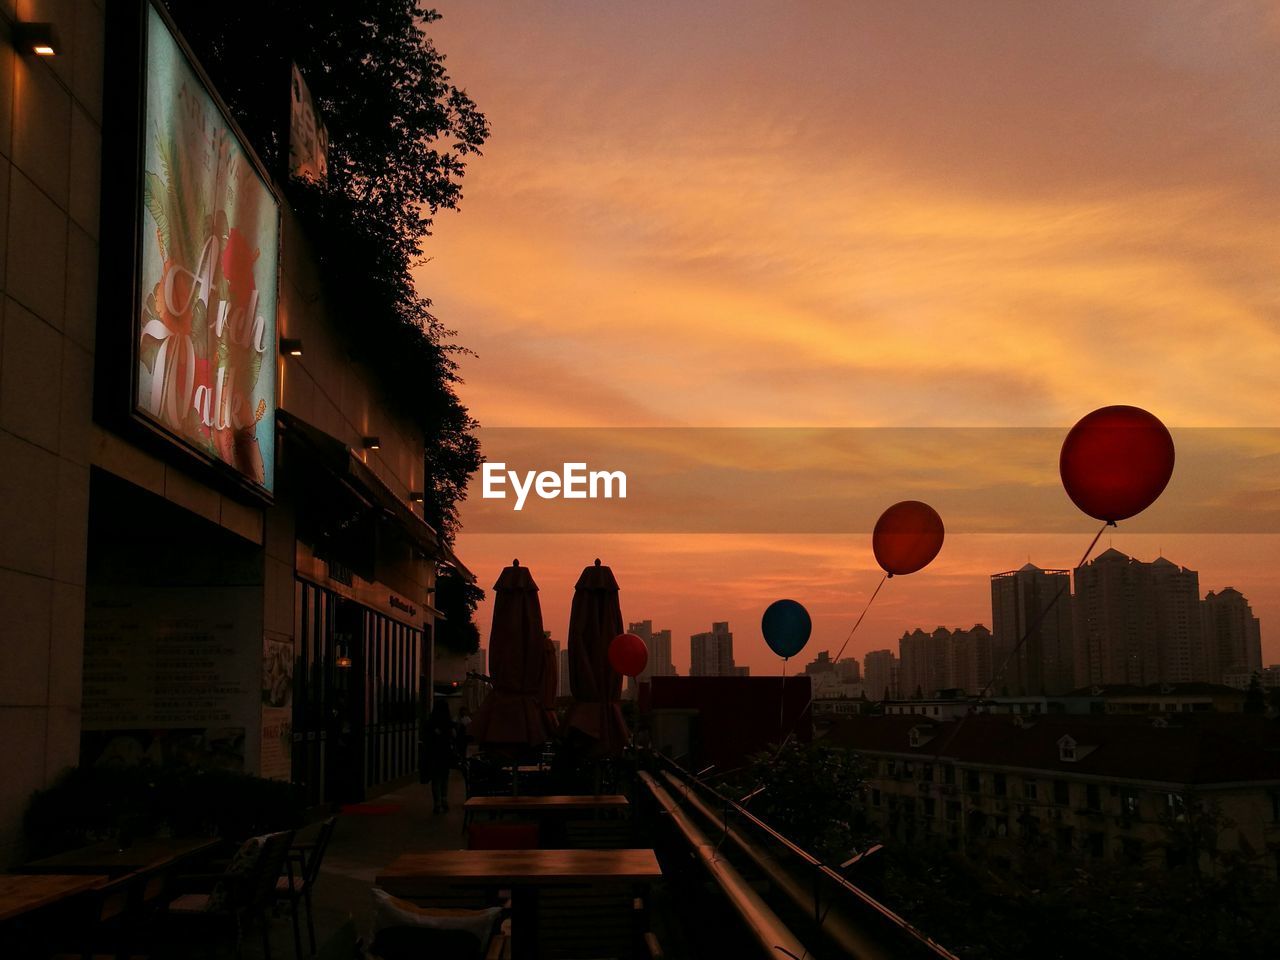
[{"x1": 277, "y1": 409, "x2": 441, "y2": 558}]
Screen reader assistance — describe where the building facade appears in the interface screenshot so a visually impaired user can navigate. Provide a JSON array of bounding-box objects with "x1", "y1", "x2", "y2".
[
  {"x1": 690, "y1": 621, "x2": 745, "y2": 677},
  {"x1": 629, "y1": 619, "x2": 675, "y2": 681},
  {"x1": 864, "y1": 649, "x2": 900, "y2": 701},
  {"x1": 991, "y1": 563, "x2": 1073, "y2": 695},
  {"x1": 1072, "y1": 549, "x2": 1205, "y2": 688},
  {"x1": 1202, "y1": 588, "x2": 1263, "y2": 682},
  {"x1": 0, "y1": 3, "x2": 462, "y2": 864},
  {"x1": 826, "y1": 714, "x2": 1280, "y2": 879}
]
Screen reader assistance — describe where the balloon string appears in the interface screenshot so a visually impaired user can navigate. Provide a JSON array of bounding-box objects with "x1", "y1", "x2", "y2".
[
  {"x1": 978, "y1": 519, "x2": 1113, "y2": 699},
  {"x1": 779, "y1": 658, "x2": 788, "y2": 734},
  {"x1": 773, "y1": 573, "x2": 888, "y2": 759}
]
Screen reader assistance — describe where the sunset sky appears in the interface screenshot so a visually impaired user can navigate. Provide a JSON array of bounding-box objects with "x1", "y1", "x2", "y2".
[{"x1": 419, "y1": 1, "x2": 1280, "y2": 675}]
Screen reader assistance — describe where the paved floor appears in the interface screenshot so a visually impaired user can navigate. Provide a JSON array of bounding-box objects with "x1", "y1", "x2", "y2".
[{"x1": 249, "y1": 773, "x2": 468, "y2": 959}]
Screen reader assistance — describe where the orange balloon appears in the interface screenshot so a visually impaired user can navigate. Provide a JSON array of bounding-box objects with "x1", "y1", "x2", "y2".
[{"x1": 872, "y1": 501, "x2": 945, "y2": 576}]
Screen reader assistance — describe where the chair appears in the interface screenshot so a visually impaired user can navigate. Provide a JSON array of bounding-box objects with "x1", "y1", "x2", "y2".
[
  {"x1": 164, "y1": 828, "x2": 296, "y2": 959},
  {"x1": 276, "y1": 816, "x2": 338, "y2": 957},
  {"x1": 366, "y1": 889, "x2": 501, "y2": 960},
  {"x1": 48, "y1": 872, "x2": 136, "y2": 960}
]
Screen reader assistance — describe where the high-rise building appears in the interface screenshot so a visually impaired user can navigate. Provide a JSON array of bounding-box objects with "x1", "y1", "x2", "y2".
[
  {"x1": 990, "y1": 563, "x2": 1074, "y2": 695},
  {"x1": 947, "y1": 624, "x2": 995, "y2": 696},
  {"x1": 804, "y1": 651, "x2": 836, "y2": 676},
  {"x1": 559, "y1": 646, "x2": 571, "y2": 698},
  {"x1": 690, "y1": 621, "x2": 739, "y2": 676},
  {"x1": 864, "y1": 649, "x2": 899, "y2": 701},
  {"x1": 898, "y1": 627, "x2": 952, "y2": 698},
  {"x1": 1072, "y1": 549, "x2": 1205, "y2": 687},
  {"x1": 628, "y1": 620, "x2": 676, "y2": 681},
  {"x1": 1202, "y1": 588, "x2": 1262, "y2": 681},
  {"x1": 834, "y1": 657, "x2": 861, "y2": 684}
]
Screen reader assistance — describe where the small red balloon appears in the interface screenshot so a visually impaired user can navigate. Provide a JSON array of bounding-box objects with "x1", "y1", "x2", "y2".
[
  {"x1": 873, "y1": 501, "x2": 945, "y2": 577},
  {"x1": 608, "y1": 633, "x2": 648, "y2": 678},
  {"x1": 1060, "y1": 405, "x2": 1174, "y2": 523}
]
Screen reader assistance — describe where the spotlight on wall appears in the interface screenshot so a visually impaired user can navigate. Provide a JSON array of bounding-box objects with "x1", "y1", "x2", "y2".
[
  {"x1": 14, "y1": 22, "x2": 59, "y2": 57},
  {"x1": 362, "y1": 436, "x2": 381, "y2": 450},
  {"x1": 279, "y1": 337, "x2": 304, "y2": 357}
]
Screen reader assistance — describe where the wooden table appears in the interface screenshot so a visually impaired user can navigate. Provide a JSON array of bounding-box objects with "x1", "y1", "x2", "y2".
[
  {"x1": 20, "y1": 837, "x2": 221, "y2": 879},
  {"x1": 378, "y1": 849, "x2": 661, "y2": 958},
  {"x1": 0, "y1": 873, "x2": 108, "y2": 923},
  {"x1": 378, "y1": 848, "x2": 660, "y2": 891},
  {"x1": 464, "y1": 794, "x2": 629, "y2": 813}
]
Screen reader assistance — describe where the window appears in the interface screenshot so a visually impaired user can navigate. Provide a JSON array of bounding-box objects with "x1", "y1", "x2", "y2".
[
  {"x1": 903, "y1": 761, "x2": 915, "y2": 777},
  {"x1": 1023, "y1": 779, "x2": 1038, "y2": 801},
  {"x1": 1121, "y1": 789, "x2": 1141, "y2": 822},
  {"x1": 1121, "y1": 838, "x2": 1143, "y2": 864},
  {"x1": 922, "y1": 763, "x2": 934, "y2": 782},
  {"x1": 1058, "y1": 734, "x2": 1078, "y2": 762},
  {"x1": 943, "y1": 765, "x2": 956, "y2": 785},
  {"x1": 964, "y1": 770, "x2": 981, "y2": 793},
  {"x1": 1088, "y1": 832, "x2": 1104, "y2": 858},
  {"x1": 871, "y1": 788, "x2": 881, "y2": 808},
  {"x1": 1057, "y1": 826, "x2": 1075, "y2": 853},
  {"x1": 946, "y1": 800, "x2": 961, "y2": 822},
  {"x1": 1085, "y1": 784, "x2": 1101, "y2": 812},
  {"x1": 1053, "y1": 780, "x2": 1070, "y2": 806},
  {"x1": 1166, "y1": 793, "x2": 1186, "y2": 820},
  {"x1": 993, "y1": 773, "x2": 1007, "y2": 797},
  {"x1": 923, "y1": 797, "x2": 936, "y2": 819}
]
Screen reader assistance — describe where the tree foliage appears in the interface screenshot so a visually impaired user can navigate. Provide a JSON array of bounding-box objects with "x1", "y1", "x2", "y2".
[
  {"x1": 738, "y1": 741, "x2": 866, "y2": 863},
  {"x1": 434, "y1": 568, "x2": 483, "y2": 656},
  {"x1": 162, "y1": 0, "x2": 488, "y2": 543}
]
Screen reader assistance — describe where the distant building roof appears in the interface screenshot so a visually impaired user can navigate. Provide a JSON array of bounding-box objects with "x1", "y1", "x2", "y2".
[
  {"x1": 1060, "y1": 682, "x2": 1244, "y2": 698},
  {"x1": 822, "y1": 714, "x2": 1280, "y2": 786},
  {"x1": 1091, "y1": 547, "x2": 1131, "y2": 563}
]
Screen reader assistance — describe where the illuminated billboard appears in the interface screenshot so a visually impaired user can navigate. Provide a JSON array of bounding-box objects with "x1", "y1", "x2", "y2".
[{"x1": 135, "y1": 4, "x2": 279, "y2": 492}]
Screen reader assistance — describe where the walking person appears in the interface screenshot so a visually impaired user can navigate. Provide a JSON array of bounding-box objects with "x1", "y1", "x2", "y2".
[{"x1": 425, "y1": 698, "x2": 456, "y2": 814}]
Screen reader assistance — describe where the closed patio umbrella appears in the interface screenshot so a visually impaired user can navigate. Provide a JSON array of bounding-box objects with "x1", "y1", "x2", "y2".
[
  {"x1": 564, "y1": 559, "x2": 629, "y2": 756},
  {"x1": 471, "y1": 560, "x2": 549, "y2": 749}
]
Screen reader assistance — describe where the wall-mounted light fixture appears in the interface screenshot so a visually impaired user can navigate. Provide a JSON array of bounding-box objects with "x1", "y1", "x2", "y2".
[
  {"x1": 13, "y1": 22, "x2": 59, "y2": 57},
  {"x1": 409, "y1": 491, "x2": 425, "y2": 503},
  {"x1": 335, "y1": 635, "x2": 353, "y2": 669},
  {"x1": 279, "y1": 337, "x2": 304, "y2": 357},
  {"x1": 362, "y1": 436, "x2": 381, "y2": 450}
]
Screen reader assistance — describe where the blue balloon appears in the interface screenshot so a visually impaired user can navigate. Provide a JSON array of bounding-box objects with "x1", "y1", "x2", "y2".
[{"x1": 762, "y1": 599, "x2": 812, "y2": 659}]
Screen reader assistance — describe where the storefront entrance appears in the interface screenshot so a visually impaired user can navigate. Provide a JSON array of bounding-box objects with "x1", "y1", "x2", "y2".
[{"x1": 292, "y1": 579, "x2": 424, "y2": 806}]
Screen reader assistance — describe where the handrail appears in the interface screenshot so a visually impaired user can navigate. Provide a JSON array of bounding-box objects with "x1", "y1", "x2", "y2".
[
  {"x1": 639, "y1": 771, "x2": 812, "y2": 960},
  {"x1": 660, "y1": 770, "x2": 901, "y2": 960},
  {"x1": 654, "y1": 753, "x2": 960, "y2": 960}
]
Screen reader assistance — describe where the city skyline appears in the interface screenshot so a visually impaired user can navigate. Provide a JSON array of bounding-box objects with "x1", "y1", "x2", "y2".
[{"x1": 505, "y1": 545, "x2": 1265, "y2": 681}]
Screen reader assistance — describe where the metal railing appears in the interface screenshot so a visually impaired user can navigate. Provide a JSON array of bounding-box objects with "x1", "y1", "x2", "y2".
[{"x1": 644, "y1": 752, "x2": 960, "y2": 960}]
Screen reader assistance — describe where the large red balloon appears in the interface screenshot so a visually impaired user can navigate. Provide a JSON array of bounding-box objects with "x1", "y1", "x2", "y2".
[
  {"x1": 873, "y1": 501, "x2": 945, "y2": 577},
  {"x1": 1059, "y1": 405, "x2": 1174, "y2": 522},
  {"x1": 608, "y1": 633, "x2": 648, "y2": 678}
]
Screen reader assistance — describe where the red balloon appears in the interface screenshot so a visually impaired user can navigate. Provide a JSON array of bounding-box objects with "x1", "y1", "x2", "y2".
[
  {"x1": 608, "y1": 633, "x2": 648, "y2": 678},
  {"x1": 1060, "y1": 405, "x2": 1174, "y2": 522},
  {"x1": 873, "y1": 501, "x2": 945, "y2": 576}
]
